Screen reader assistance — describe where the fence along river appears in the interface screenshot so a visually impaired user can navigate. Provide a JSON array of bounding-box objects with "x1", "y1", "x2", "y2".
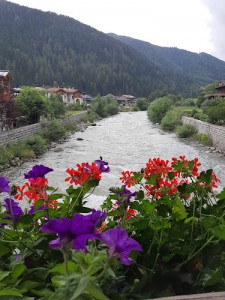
[{"x1": 2, "y1": 111, "x2": 225, "y2": 208}]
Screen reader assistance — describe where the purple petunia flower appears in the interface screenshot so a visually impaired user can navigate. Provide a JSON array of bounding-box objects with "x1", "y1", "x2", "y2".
[
  {"x1": 0, "y1": 176, "x2": 10, "y2": 194},
  {"x1": 24, "y1": 164, "x2": 53, "y2": 180},
  {"x1": 101, "y1": 227, "x2": 142, "y2": 265},
  {"x1": 85, "y1": 209, "x2": 107, "y2": 226},
  {"x1": 28, "y1": 204, "x2": 46, "y2": 215},
  {"x1": 95, "y1": 157, "x2": 110, "y2": 173},
  {"x1": 3, "y1": 198, "x2": 24, "y2": 223},
  {"x1": 41, "y1": 210, "x2": 106, "y2": 250},
  {"x1": 116, "y1": 185, "x2": 136, "y2": 206}
]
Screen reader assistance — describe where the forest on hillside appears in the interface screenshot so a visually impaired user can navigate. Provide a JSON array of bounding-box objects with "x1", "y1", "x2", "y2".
[{"x1": 1, "y1": 1, "x2": 225, "y2": 97}]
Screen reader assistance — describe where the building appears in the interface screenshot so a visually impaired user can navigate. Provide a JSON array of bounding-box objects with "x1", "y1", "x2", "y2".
[
  {"x1": 204, "y1": 81, "x2": 225, "y2": 99},
  {"x1": 116, "y1": 95, "x2": 136, "y2": 107},
  {"x1": 0, "y1": 70, "x2": 13, "y2": 101},
  {"x1": 47, "y1": 87, "x2": 84, "y2": 105}
]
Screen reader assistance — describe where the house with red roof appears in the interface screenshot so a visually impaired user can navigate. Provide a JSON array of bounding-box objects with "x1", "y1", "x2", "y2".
[{"x1": 47, "y1": 87, "x2": 84, "y2": 105}]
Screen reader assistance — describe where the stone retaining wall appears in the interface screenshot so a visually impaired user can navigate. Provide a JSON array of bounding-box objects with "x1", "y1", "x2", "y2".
[
  {"x1": 182, "y1": 116, "x2": 225, "y2": 153},
  {"x1": 0, "y1": 112, "x2": 87, "y2": 147}
]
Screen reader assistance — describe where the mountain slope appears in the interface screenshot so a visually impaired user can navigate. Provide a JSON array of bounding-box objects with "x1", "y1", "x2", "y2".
[
  {"x1": 0, "y1": 0, "x2": 172, "y2": 97},
  {"x1": 108, "y1": 33, "x2": 225, "y2": 94}
]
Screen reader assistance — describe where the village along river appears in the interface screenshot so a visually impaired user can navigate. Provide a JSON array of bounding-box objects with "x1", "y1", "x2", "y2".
[{"x1": 2, "y1": 111, "x2": 225, "y2": 208}]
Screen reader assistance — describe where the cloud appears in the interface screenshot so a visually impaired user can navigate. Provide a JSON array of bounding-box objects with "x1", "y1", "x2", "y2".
[{"x1": 202, "y1": 0, "x2": 225, "y2": 61}]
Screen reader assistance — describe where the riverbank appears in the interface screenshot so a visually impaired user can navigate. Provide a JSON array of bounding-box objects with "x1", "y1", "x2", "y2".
[{"x1": 0, "y1": 118, "x2": 95, "y2": 172}]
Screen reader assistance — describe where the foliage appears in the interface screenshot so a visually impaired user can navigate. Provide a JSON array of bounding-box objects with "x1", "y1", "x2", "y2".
[
  {"x1": 87, "y1": 94, "x2": 119, "y2": 119},
  {"x1": 135, "y1": 98, "x2": 150, "y2": 111},
  {"x1": 176, "y1": 124, "x2": 197, "y2": 138},
  {"x1": 66, "y1": 103, "x2": 86, "y2": 112},
  {"x1": 192, "y1": 111, "x2": 208, "y2": 121},
  {"x1": 48, "y1": 94, "x2": 66, "y2": 119},
  {"x1": 0, "y1": 121, "x2": 72, "y2": 168},
  {"x1": 1, "y1": 156, "x2": 225, "y2": 299},
  {"x1": 40, "y1": 120, "x2": 66, "y2": 142},
  {"x1": 205, "y1": 104, "x2": 225, "y2": 125},
  {"x1": 147, "y1": 96, "x2": 173, "y2": 123},
  {"x1": 0, "y1": 1, "x2": 170, "y2": 97},
  {"x1": 196, "y1": 133, "x2": 213, "y2": 147},
  {"x1": 161, "y1": 108, "x2": 183, "y2": 131},
  {"x1": 110, "y1": 35, "x2": 225, "y2": 98},
  {"x1": 197, "y1": 82, "x2": 219, "y2": 107},
  {"x1": 15, "y1": 87, "x2": 50, "y2": 124},
  {"x1": 175, "y1": 98, "x2": 197, "y2": 107},
  {"x1": 25, "y1": 135, "x2": 47, "y2": 156}
]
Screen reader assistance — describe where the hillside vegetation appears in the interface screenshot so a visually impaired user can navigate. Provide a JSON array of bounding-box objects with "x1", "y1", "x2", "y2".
[{"x1": 1, "y1": 1, "x2": 225, "y2": 97}]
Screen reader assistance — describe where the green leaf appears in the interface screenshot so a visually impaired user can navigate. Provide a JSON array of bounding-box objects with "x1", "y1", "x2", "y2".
[
  {"x1": 202, "y1": 267, "x2": 223, "y2": 287},
  {"x1": 0, "y1": 271, "x2": 10, "y2": 281},
  {"x1": 11, "y1": 263, "x2": 26, "y2": 280},
  {"x1": 48, "y1": 193, "x2": 64, "y2": 201},
  {"x1": 210, "y1": 225, "x2": 225, "y2": 240},
  {"x1": 34, "y1": 199, "x2": 45, "y2": 210},
  {"x1": 142, "y1": 200, "x2": 156, "y2": 215},
  {"x1": 172, "y1": 199, "x2": 187, "y2": 221},
  {"x1": 217, "y1": 188, "x2": 225, "y2": 200},
  {"x1": 151, "y1": 216, "x2": 171, "y2": 230},
  {"x1": 198, "y1": 169, "x2": 213, "y2": 185},
  {"x1": 0, "y1": 288, "x2": 23, "y2": 297},
  {"x1": 0, "y1": 244, "x2": 11, "y2": 258},
  {"x1": 86, "y1": 282, "x2": 109, "y2": 300},
  {"x1": 51, "y1": 274, "x2": 90, "y2": 299},
  {"x1": 49, "y1": 261, "x2": 76, "y2": 274}
]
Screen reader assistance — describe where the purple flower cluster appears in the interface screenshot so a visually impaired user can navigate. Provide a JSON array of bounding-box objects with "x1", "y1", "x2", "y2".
[
  {"x1": 42, "y1": 209, "x2": 106, "y2": 250},
  {"x1": 0, "y1": 176, "x2": 10, "y2": 194},
  {"x1": 41, "y1": 210, "x2": 142, "y2": 265},
  {"x1": 95, "y1": 157, "x2": 110, "y2": 173},
  {"x1": 116, "y1": 185, "x2": 136, "y2": 206},
  {"x1": 24, "y1": 164, "x2": 53, "y2": 180}
]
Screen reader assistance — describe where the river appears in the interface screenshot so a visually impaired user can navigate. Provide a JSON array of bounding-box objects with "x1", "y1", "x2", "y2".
[{"x1": 2, "y1": 111, "x2": 225, "y2": 208}]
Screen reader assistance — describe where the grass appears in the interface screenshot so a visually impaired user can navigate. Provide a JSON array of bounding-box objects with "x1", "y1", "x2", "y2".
[{"x1": 66, "y1": 110, "x2": 86, "y2": 116}]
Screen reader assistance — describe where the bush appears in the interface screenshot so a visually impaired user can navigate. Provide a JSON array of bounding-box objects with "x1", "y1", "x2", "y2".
[
  {"x1": 40, "y1": 120, "x2": 66, "y2": 142},
  {"x1": 161, "y1": 109, "x2": 182, "y2": 131},
  {"x1": 196, "y1": 133, "x2": 213, "y2": 146},
  {"x1": 87, "y1": 94, "x2": 119, "y2": 119},
  {"x1": 135, "y1": 97, "x2": 149, "y2": 111},
  {"x1": 193, "y1": 111, "x2": 208, "y2": 121},
  {"x1": 0, "y1": 146, "x2": 14, "y2": 165},
  {"x1": 147, "y1": 96, "x2": 173, "y2": 123},
  {"x1": 25, "y1": 135, "x2": 47, "y2": 156},
  {"x1": 176, "y1": 124, "x2": 197, "y2": 138}
]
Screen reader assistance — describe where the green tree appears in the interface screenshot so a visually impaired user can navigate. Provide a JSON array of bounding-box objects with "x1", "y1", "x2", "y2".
[
  {"x1": 15, "y1": 87, "x2": 50, "y2": 124},
  {"x1": 48, "y1": 94, "x2": 66, "y2": 118}
]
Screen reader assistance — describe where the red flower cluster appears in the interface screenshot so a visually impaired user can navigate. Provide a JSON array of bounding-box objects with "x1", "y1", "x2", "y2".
[
  {"x1": 144, "y1": 158, "x2": 172, "y2": 179},
  {"x1": 65, "y1": 162, "x2": 102, "y2": 186},
  {"x1": 198, "y1": 171, "x2": 221, "y2": 190},
  {"x1": 171, "y1": 156, "x2": 201, "y2": 177},
  {"x1": 120, "y1": 156, "x2": 219, "y2": 199},
  {"x1": 120, "y1": 171, "x2": 136, "y2": 187},
  {"x1": 15, "y1": 177, "x2": 57, "y2": 208}
]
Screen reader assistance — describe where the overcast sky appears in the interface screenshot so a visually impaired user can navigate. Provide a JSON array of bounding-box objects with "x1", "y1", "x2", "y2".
[{"x1": 8, "y1": 0, "x2": 225, "y2": 61}]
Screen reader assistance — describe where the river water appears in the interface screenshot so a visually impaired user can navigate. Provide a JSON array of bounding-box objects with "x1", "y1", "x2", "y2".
[{"x1": 2, "y1": 111, "x2": 225, "y2": 208}]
